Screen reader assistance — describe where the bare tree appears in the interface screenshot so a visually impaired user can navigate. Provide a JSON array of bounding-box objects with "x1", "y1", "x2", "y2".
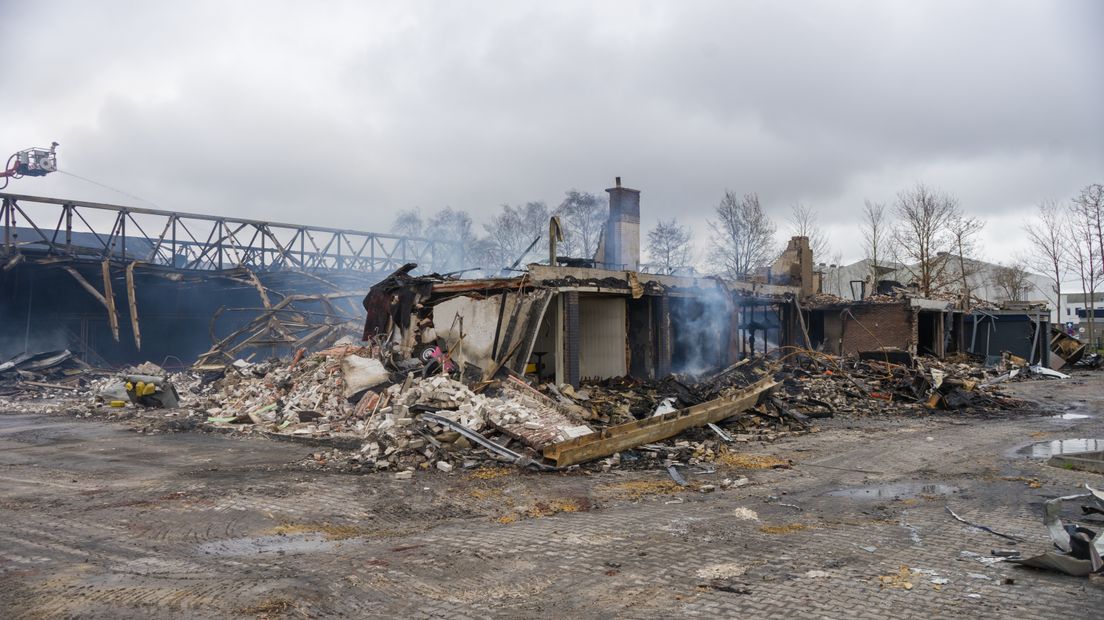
[
  {"x1": 391, "y1": 208, "x2": 424, "y2": 237},
  {"x1": 425, "y1": 207, "x2": 476, "y2": 272},
  {"x1": 475, "y1": 201, "x2": 549, "y2": 272},
  {"x1": 1023, "y1": 199, "x2": 1067, "y2": 319},
  {"x1": 948, "y1": 213, "x2": 985, "y2": 304},
  {"x1": 1067, "y1": 228, "x2": 1101, "y2": 346},
  {"x1": 1075, "y1": 183, "x2": 1104, "y2": 283},
  {"x1": 861, "y1": 199, "x2": 892, "y2": 293},
  {"x1": 892, "y1": 183, "x2": 958, "y2": 297},
  {"x1": 709, "y1": 191, "x2": 777, "y2": 280},
  {"x1": 989, "y1": 260, "x2": 1032, "y2": 302},
  {"x1": 787, "y1": 203, "x2": 830, "y2": 262},
  {"x1": 646, "y1": 218, "x2": 693, "y2": 275},
  {"x1": 555, "y1": 190, "x2": 607, "y2": 259},
  {"x1": 1071, "y1": 185, "x2": 1104, "y2": 347}
]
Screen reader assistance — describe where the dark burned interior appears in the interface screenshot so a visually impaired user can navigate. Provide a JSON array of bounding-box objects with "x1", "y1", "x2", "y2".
[
  {"x1": 0, "y1": 193, "x2": 439, "y2": 367},
  {"x1": 1, "y1": 260, "x2": 369, "y2": 366}
]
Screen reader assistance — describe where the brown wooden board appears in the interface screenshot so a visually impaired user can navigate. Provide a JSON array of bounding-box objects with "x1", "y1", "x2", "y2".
[{"x1": 542, "y1": 376, "x2": 777, "y2": 467}]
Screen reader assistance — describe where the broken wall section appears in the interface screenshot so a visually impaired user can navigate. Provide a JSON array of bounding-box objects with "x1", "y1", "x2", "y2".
[
  {"x1": 432, "y1": 289, "x2": 553, "y2": 380},
  {"x1": 811, "y1": 302, "x2": 915, "y2": 356}
]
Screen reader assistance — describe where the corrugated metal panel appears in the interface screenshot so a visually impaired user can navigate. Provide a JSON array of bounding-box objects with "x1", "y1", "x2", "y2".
[{"x1": 579, "y1": 297, "x2": 626, "y2": 378}]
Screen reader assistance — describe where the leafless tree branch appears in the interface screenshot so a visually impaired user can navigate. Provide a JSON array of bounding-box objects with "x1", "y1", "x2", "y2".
[
  {"x1": 646, "y1": 218, "x2": 693, "y2": 275},
  {"x1": 709, "y1": 191, "x2": 777, "y2": 280}
]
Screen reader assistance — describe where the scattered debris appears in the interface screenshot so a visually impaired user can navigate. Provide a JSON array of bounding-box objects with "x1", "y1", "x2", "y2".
[
  {"x1": 1010, "y1": 484, "x2": 1104, "y2": 576},
  {"x1": 542, "y1": 377, "x2": 778, "y2": 467},
  {"x1": 732, "y1": 507, "x2": 759, "y2": 521},
  {"x1": 696, "y1": 563, "x2": 747, "y2": 580},
  {"x1": 0, "y1": 349, "x2": 92, "y2": 397},
  {"x1": 770, "y1": 352, "x2": 1026, "y2": 417},
  {"x1": 946, "y1": 506, "x2": 1024, "y2": 542},
  {"x1": 666, "y1": 465, "x2": 688, "y2": 487},
  {"x1": 0, "y1": 318, "x2": 1065, "y2": 477},
  {"x1": 878, "y1": 565, "x2": 915, "y2": 590}
]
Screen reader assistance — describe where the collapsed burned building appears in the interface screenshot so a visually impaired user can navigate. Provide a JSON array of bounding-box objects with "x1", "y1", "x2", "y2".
[
  {"x1": 2, "y1": 184, "x2": 1060, "y2": 379},
  {"x1": 0, "y1": 193, "x2": 460, "y2": 367},
  {"x1": 363, "y1": 179, "x2": 1064, "y2": 386},
  {"x1": 804, "y1": 295, "x2": 1053, "y2": 367},
  {"x1": 364, "y1": 180, "x2": 816, "y2": 387},
  {"x1": 363, "y1": 262, "x2": 809, "y2": 387},
  {"x1": 1, "y1": 181, "x2": 1074, "y2": 475}
]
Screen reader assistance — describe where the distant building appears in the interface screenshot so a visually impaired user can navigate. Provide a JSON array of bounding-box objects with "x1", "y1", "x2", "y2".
[
  {"x1": 1058, "y1": 292, "x2": 1104, "y2": 329},
  {"x1": 817, "y1": 255, "x2": 1054, "y2": 314}
]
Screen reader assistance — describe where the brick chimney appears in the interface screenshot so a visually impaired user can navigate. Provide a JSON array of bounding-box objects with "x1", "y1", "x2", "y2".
[{"x1": 602, "y1": 177, "x2": 640, "y2": 271}]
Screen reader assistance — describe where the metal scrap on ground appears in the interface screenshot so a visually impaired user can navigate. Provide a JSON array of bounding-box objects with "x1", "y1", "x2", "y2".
[{"x1": 1009, "y1": 485, "x2": 1104, "y2": 576}]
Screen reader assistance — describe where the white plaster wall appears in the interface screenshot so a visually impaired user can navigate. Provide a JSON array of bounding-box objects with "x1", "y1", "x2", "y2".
[{"x1": 579, "y1": 296, "x2": 627, "y2": 379}]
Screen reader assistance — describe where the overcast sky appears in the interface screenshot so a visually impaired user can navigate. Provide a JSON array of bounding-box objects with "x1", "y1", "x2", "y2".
[{"x1": 2, "y1": 1, "x2": 1101, "y2": 266}]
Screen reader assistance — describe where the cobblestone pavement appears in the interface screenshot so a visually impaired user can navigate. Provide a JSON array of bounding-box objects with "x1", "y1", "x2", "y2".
[{"x1": 2, "y1": 375, "x2": 1104, "y2": 618}]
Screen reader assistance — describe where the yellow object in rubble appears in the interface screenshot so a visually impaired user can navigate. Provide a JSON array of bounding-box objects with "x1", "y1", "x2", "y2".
[
  {"x1": 141, "y1": 383, "x2": 157, "y2": 396},
  {"x1": 109, "y1": 400, "x2": 127, "y2": 407},
  {"x1": 125, "y1": 382, "x2": 134, "y2": 392}
]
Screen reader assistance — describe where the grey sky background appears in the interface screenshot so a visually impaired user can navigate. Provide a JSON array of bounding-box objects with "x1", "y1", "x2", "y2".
[{"x1": 2, "y1": 0, "x2": 1101, "y2": 267}]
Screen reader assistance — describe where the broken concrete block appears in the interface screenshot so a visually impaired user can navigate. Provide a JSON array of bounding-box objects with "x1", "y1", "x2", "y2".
[{"x1": 436, "y1": 461, "x2": 453, "y2": 473}]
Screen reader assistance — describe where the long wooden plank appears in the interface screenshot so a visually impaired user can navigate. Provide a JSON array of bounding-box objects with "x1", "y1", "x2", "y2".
[
  {"x1": 101, "y1": 260, "x2": 120, "y2": 342},
  {"x1": 542, "y1": 377, "x2": 777, "y2": 467},
  {"x1": 62, "y1": 265, "x2": 109, "y2": 307},
  {"x1": 126, "y1": 261, "x2": 141, "y2": 351},
  {"x1": 431, "y1": 277, "x2": 526, "y2": 293}
]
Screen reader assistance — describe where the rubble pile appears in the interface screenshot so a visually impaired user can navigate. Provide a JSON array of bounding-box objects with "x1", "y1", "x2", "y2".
[
  {"x1": 559, "y1": 360, "x2": 771, "y2": 425},
  {"x1": 195, "y1": 347, "x2": 374, "y2": 434},
  {"x1": 352, "y1": 375, "x2": 497, "y2": 471},
  {"x1": 772, "y1": 354, "x2": 1025, "y2": 416},
  {"x1": 556, "y1": 376, "x2": 688, "y2": 424},
  {"x1": 0, "y1": 349, "x2": 94, "y2": 398},
  {"x1": 116, "y1": 344, "x2": 798, "y2": 472},
  {"x1": 0, "y1": 353, "x2": 204, "y2": 413},
  {"x1": 0, "y1": 339, "x2": 1070, "y2": 473},
  {"x1": 353, "y1": 376, "x2": 589, "y2": 471},
  {"x1": 182, "y1": 349, "x2": 594, "y2": 470}
]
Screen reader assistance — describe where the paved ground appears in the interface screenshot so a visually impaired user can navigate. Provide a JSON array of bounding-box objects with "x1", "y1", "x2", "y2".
[{"x1": 2, "y1": 375, "x2": 1104, "y2": 618}]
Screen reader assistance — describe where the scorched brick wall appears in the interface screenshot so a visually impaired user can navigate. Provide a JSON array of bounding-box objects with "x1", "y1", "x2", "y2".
[{"x1": 840, "y1": 303, "x2": 914, "y2": 354}]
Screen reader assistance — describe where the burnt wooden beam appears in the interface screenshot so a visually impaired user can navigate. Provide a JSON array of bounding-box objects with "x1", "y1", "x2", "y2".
[{"x1": 542, "y1": 377, "x2": 776, "y2": 467}]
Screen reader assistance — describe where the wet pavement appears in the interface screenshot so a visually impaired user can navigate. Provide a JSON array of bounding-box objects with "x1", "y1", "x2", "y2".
[
  {"x1": 2, "y1": 375, "x2": 1104, "y2": 618},
  {"x1": 1021, "y1": 438, "x2": 1104, "y2": 458},
  {"x1": 824, "y1": 482, "x2": 960, "y2": 500}
]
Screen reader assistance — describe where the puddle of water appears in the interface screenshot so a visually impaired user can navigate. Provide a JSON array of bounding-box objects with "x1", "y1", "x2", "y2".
[
  {"x1": 1024, "y1": 438, "x2": 1104, "y2": 458},
  {"x1": 825, "y1": 482, "x2": 958, "y2": 500},
  {"x1": 1052, "y1": 402, "x2": 1093, "y2": 420},
  {"x1": 196, "y1": 533, "x2": 351, "y2": 556}
]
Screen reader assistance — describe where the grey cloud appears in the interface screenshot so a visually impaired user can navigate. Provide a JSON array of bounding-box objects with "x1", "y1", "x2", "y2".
[{"x1": 1, "y1": 0, "x2": 1100, "y2": 265}]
